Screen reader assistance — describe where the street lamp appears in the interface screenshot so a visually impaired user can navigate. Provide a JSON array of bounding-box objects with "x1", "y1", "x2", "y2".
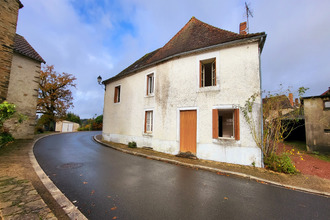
[
  {"x1": 97, "y1": 75, "x2": 102, "y2": 85},
  {"x1": 97, "y1": 75, "x2": 105, "y2": 90}
]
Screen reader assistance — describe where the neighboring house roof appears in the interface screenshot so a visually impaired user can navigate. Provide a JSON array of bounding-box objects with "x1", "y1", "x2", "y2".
[
  {"x1": 56, "y1": 120, "x2": 79, "y2": 125},
  {"x1": 303, "y1": 87, "x2": 330, "y2": 100},
  {"x1": 320, "y1": 87, "x2": 330, "y2": 96},
  {"x1": 104, "y1": 17, "x2": 266, "y2": 84},
  {"x1": 262, "y1": 95, "x2": 293, "y2": 109},
  {"x1": 13, "y1": 34, "x2": 46, "y2": 63}
]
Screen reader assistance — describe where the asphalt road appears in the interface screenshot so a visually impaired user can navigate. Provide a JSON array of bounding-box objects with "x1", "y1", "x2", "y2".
[{"x1": 34, "y1": 132, "x2": 330, "y2": 220}]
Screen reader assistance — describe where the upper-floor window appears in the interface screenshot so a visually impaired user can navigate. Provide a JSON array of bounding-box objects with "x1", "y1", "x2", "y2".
[
  {"x1": 200, "y1": 58, "x2": 216, "y2": 87},
  {"x1": 324, "y1": 100, "x2": 330, "y2": 109},
  {"x1": 146, "y1": 73, "x2": 154, "y2": 96},
  {"x1": 114, "y1": 85, "x2": 121, "y2": 103}
]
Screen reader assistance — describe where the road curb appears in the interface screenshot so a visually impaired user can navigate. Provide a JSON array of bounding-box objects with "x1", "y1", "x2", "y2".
[
  {"x1": 93, "y1": 135, "x2": 330, "y2": 198},
  {"x1": 30, "y1": 133, "x2": 88, "y2": 220}
]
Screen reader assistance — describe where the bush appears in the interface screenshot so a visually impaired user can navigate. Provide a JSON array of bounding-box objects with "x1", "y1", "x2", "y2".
[
  {"x1": 78, "y1": 124, "x2": 91, "y2": 131},
  {"x1": 34, "y1": 126, "x2": 44, "y2": 134},
  {"x1": 264, "y1": 153, "x2": 298, "y2": 174},
  {"x1": 0, "y1": 130, "x2": 14, "y2": 147},
  {"x1": 128, "y1": 141, "x2": 137, "y2": 148}
]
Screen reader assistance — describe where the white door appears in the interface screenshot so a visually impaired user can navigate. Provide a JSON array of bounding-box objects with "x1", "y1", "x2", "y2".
[
  {"x1": 68, "y1": 123, "x2": 73, "y2": 132},
  {"x1": 62, "y1": 122, "x2": 73, "y2": 132}
]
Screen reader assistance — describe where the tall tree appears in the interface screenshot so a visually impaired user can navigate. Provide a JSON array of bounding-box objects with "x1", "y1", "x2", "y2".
[
  {"x1": 65, "y1": 112, "x2": 81, "y2": 124},
  {"x1": 37, "y1": 65, "x2": 76, "y2": 130}
]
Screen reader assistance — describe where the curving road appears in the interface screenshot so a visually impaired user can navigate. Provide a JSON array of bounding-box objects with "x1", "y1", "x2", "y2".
[{"x1": 34, "y1": 132, "x2": 330, "y2": 220}]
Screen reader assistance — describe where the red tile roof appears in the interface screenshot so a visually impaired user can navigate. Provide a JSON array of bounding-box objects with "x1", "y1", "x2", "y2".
[
  {"x1": 105, "y1": 17, "x2": 266, "y2": 83},
  {"x1": 14, "y1": 34, "x2": 46, "y2": 63},
  {"x1": 320, "y1": 87, "x2": 330, "y2": 96}
]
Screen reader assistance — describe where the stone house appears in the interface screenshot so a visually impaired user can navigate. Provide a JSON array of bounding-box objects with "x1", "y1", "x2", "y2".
[
  {"x1": 102, "y1": 17, "x2": 266, "y2": 167},
  {"x1": 1, "y1": 0, "x2": 46, "y2": 139},
  {"x1": 5, "y1": 34, "x2": 46, "y2": 139},
  {"x1": 303, "y1": 88, "x2": 330, "y2": 152}
]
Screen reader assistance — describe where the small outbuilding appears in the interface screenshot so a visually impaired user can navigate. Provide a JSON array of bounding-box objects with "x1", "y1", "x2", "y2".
[
  {"x1": 303, "y1": 88, "x2": 330, "y2": 152},
  {"x1": 55, "y1": 120, "x2": 79, "y2": 132}
]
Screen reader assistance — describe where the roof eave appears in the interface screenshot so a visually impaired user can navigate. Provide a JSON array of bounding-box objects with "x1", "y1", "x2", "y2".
[
  {"x1": 104, "y1": 34, "x2": 267, "y2": 85},
  {"x1": 302, "y1": 94, "x2": 330, "y2": 100},
  {"x1": 18, "y1": 0, "x2": 23, "y2": 8},
  {"x1": 14, "y1": 50, "x2": 46, "y2": 64}
]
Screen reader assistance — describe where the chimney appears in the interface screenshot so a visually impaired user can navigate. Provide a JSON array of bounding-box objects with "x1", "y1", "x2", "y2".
[
  {"x1": 239, "y1": 22, "x2": 247, "y2": 35},
  {"x1": 289, "y1": 93, "x2": 294, "y2": 107}
]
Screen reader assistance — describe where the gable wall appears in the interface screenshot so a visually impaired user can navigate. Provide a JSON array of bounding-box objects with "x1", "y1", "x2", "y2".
[
  {"x1": 103, "y1": 41, "x2": 262, "y2": 166},
  {"x1": 4, "y1": 53, "x2": 41, "y2": 139}
]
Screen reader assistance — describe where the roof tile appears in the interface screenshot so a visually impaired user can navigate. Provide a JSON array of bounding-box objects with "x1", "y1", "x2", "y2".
[
  {"x1": 14, "y1": 34, "x2": 46, "y2": 63},
  {"x1": 105, "y1": 17, "x2": 265, "y2": 83}
]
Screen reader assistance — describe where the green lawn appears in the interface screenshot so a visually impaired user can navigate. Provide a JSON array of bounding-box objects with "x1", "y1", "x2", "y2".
[{"x1": 284, "y1": 140, "x2": 330, "y2": 162}]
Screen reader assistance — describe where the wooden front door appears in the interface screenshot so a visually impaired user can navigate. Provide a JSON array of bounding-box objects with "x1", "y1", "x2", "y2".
[{"x1": 180, "y1": 110, "x2": 197, "y2": 154}]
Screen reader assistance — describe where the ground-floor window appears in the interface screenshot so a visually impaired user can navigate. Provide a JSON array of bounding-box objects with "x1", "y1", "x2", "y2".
[
  {"x1": 145, "y1": 110, "x2": 153, "y2": 133},
  {"x1": 212, "y1": 108, "x2": 240, "y2": 140}
]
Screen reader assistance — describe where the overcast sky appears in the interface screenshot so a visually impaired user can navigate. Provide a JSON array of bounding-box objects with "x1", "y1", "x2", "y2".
[{"x1": 17, "y1": 0, "x2": 330, "y2": 119}]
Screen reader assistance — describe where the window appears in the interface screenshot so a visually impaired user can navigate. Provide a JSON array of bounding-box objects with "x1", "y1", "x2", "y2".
[
  {"x1": 146, "y1": 73, "x2": 154, "y2": 95},
  {"x1": 145, "y1": 111, "x2": 153, "y2": 133},
  {"x1": 200, "y1": 58, "x2": 216, "y2": 87},
  {"x1": 212, "y1": 109, "x2": 240, "y2": 140},
  {"x1": 324, "y1": 101, "x2": 330, "y2": 109},
  {"x1": 114, "y1": 85, "x2": 121, "y2": 103}
]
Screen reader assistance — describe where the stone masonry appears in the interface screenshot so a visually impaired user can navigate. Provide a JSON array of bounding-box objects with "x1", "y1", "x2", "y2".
[
  {"x1": 0, "y1": 176, "x2": 57, "y2": 220},
  {"x1": 0, "y1": 0, "x2": 22, "y2": 102}
]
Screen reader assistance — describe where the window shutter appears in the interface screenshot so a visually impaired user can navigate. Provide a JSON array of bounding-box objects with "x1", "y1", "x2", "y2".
[
  {"x1": 234, "y1": 109, "x2": 240, "y2": 140},
  {"x1": 114, "y1": 87, "x2": 118, "y2": 103},
  {"x1": 199, "y1": 62, "x2": 202, "y2": 87},
  {"x1": 212, "y1": 61, "x2": 216, "y2": 86},
  {"x1": 212, "y1": 109, "x2": 218, "y2": 139}
]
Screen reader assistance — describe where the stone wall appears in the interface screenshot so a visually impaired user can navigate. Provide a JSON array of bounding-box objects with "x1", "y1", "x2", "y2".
[
  {"x1": 4, "y1": 53, "x2": 41, "y2": 139},
  {"x1": 0, "y1": 0, "x2": 21, "y2": 101}
]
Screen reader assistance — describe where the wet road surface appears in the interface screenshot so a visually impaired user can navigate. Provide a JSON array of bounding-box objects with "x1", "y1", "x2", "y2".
[{"x1": 34, "y1": 132, "x2": 330, "y2": 219}]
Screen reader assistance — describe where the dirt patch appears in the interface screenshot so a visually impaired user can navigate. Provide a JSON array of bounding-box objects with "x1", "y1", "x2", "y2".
[
  {"x1": 278, "y1": 143, "x2": 330, "y2": 180},
  {"x1": 98, "y1": 136, "x2": 330, "y2": 195},
  {"x1": 0, "y1": 134, "x2": 70, "y2": 220}
]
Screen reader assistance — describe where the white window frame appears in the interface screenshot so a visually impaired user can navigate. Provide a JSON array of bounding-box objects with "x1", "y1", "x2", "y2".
[
  {"x1": 144, "y1": 109, "x2": 154, "y2": 134},
  {"x1": 145, "y1": 71, "x2": 156, "y2": 97},
  {"x1": 200, "y1": 58, "x2": 216, "y2": 87},
  {"x1": 212, "y1": 105, "x2": 240, "y2": 141},
  {"x1": 196, "y1": 52, "x2": 220, "y2": 92}
]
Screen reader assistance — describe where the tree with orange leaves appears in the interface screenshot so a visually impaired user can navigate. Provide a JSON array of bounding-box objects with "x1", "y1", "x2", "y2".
[{"x1": 37, "y1": 65, "x2": 76, "y2": 130}]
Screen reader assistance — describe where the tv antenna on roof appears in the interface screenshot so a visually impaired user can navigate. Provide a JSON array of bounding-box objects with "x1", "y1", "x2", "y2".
[{"x1": 245, "y1": 2, "x2": 253, "y2": 33}]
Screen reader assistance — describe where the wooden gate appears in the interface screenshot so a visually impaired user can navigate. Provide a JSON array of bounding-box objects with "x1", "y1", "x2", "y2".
[{"x1": 180, "y1": 110, "x2": 197, "y2": 154}]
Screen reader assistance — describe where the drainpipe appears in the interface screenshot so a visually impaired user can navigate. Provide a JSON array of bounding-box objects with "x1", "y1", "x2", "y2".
[{"x1": 259, "y1": 37, "x2": 264, "y2": 168}]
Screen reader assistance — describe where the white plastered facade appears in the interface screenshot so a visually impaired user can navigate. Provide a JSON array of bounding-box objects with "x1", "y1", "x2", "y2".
[{"x1": 103, "y1": 41, "x2": 263, "y2": 167}]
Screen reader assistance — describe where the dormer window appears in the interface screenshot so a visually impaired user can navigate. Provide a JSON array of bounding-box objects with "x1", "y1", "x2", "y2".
[{"x1": 200, "y1": 58, "x2": 216, "y2": 87}]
